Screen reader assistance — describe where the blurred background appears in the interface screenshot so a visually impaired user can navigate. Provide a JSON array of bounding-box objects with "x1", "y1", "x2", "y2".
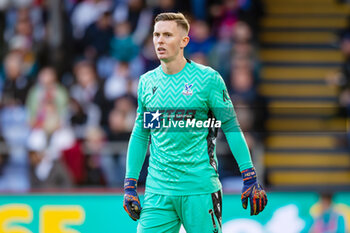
[{"x1": 0, "y1": 0, "x2": 349, "y2": 232}]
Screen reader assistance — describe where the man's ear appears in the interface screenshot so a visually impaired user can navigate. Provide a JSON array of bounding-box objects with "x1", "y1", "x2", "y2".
[{"x1": 180, "y1": 36, "x2": 190, "y2": 49}]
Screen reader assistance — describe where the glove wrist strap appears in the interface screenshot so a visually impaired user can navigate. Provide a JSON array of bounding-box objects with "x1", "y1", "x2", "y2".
[
  {"x1": 242, "y1": 167, "x2": 257, "y2": 184},
  {"x1": 124, "y1": 178, "x2": 137, "y2": 191}
]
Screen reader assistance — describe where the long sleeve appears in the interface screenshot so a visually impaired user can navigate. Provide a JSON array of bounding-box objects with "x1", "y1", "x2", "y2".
[
  {"x1": 125, "y1": 76, "x2": 150, "y2": 179},
  {"x1": 208, "y1": 72, "x2": 253, "y2": 171}
]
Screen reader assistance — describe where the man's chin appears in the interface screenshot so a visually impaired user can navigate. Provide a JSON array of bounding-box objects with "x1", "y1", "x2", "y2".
[
  {"x1": 159, "y1": 56, "x2": 170, "y2": 62},
  {"x1": 158, "y1": 54, "x2": 166, "y2": 58}
]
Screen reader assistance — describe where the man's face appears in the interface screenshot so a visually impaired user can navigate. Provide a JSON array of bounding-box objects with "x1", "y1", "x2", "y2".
[{"x1": 153, "y1": 21, "x2": 188, "y2": 62}]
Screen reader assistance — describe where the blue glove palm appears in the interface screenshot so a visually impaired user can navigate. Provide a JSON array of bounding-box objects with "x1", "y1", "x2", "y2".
[
  {"x1": 123, "y1": 178, "x2": 141, "y2": 221},
  {"x1": 241, "y1": 167, "x2": 267, "y2": 216}
]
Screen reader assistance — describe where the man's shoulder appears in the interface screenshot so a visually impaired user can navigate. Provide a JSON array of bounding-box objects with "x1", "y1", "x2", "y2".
[{"x1": 190, "y1": 61, "x2": 218, "y2": 77}]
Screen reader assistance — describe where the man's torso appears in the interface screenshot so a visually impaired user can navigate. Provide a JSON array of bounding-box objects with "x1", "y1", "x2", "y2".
[{"x1": 140, "y1": 61, "x2": 222, "y2": 195}]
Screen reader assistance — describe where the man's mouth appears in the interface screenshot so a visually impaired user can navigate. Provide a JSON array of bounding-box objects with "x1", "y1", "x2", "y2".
[{"x1": 157, "y1": 47, "x2": 166, "y2": 53}]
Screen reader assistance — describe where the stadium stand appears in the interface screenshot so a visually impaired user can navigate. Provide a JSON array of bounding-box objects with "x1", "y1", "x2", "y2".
[{"x1": 260, "y1": 0, "x2": 350, "y2": 190}]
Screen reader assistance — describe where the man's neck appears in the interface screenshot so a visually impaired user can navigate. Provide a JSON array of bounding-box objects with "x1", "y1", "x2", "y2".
[{"x1": 161, "y1": 57, "x2": 187, "y2": 75}]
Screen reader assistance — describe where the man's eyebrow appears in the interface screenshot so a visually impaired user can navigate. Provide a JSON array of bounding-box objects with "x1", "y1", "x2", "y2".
[{"x1": 153, "y1": 31, "x2": 173, "y2": 35}]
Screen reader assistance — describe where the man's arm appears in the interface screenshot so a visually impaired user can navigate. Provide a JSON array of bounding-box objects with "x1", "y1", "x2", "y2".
[
  {"x1": 208, "y1": 71, "x2": 267, "y2": 215},
  {"x1": 207, "y1": 71, "x2": 253, "y2": 171},
  {"x1": 125, "y1": 119, "x2": 150, "y2": 179},
  {"x1": 124, "y1": 77, "x2": 150, "y2": 221}
]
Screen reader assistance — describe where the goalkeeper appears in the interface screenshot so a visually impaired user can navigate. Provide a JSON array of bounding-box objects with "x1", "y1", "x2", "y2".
[{"x1": 123, "y1": 12, "x2": 267, "y2": 233}]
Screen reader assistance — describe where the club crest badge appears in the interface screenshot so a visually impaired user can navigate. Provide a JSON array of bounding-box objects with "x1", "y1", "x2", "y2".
[{"x1": 182, "y1": 83, "x2": 193, "y2": 96}]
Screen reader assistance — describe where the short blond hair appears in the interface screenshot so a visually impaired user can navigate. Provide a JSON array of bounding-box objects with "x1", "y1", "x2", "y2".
[{"x1": 155, "y1": 12, "x2": 190, "y2": 34}]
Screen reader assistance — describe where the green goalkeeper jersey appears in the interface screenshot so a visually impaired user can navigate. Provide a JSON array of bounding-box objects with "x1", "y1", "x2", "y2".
[{"x1": 126, "y1": 60, "x2": 253, "y2": 195}]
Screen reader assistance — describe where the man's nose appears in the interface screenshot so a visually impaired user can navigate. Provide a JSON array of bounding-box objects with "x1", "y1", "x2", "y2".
[{"x1": 157, "y1": 35, "x2": 165, "y2": 44}]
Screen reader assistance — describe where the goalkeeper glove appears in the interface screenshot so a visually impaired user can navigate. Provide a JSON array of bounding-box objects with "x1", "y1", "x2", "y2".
[
  {"x1": 241, "y1": 167, "x2": 267, "y2": 216},
  {"x1": 123, "y1": 178, "x2": 141, "y2": 221}
]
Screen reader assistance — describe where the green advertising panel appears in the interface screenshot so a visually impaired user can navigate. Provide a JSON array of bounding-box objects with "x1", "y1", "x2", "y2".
[{"x1": 0, "y1": 192, "x2": 348, "y2": 233}]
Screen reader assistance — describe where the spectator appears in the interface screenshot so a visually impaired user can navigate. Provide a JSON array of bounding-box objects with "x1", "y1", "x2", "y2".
[
  {"x1": 4, "y1": 5, "x2": 46, "y2": 45},
  {"x1": 106, "y1": 96, "x2": 137, "y2": 186},
  {"x1": 104, "y1": 62, "x2": 136, "y2": 101},
  {"x1": 230, "y1": 57, "x2": 256, "y2": 103},
  {"x1": 1, "y1": 51, "x2": 32, "y2": 105},
  {"x1": 208, "y1": 35, "x2": 232, "y2": 81},
  {"x1": 0, "y1": 95, "x2": 30, "y2": 192},
  {"x1": 210, "y1": 0, "x2": 240, "y2": 37},
  {"x1": 71, "y1": 60, "x2": 102, "y2": 106},
  {"x1": 27, "y1": 129, "x2": 73, "y2": 189},
  {"x1": 89, "y1": 126, "x2": 125, "y2": 187},
  {"x1": 100, "y1": 18, "x2": 145, "y2": 90},
  {"x1": 236, "y1": 0, "x2": 264, "y2": 40},
  {"x1": 83, "y1": 10, "x2": 114, "y2": 60},
  {"x1": 8, "y1": 35, "x2": 38, "y2": 79},
  {"x1": 110, "y1": 21, "x2": 140, "y2": 63},
  {"x1": 26, "y1": 67, "x2": 69, "y2": 135},
  {"x1": 4, "y1": 6, "x2": 45, "y2": 78},
  {"x1": 61, "y1": 137, "x2": 85, "y2": 185},
  {"x1": 68, "y1": 97, "x2": 100, "y2": 139},
  {"x1": 9, "y1": 7, "x2": 45, "y2": 48},
  {"x1": 113, "y1": 0, "x2": 153, "y2": 45},
  {"x1": 0, "y1": 95, "x2": 29, "y2": 146},
  {"x1": 0, "y1": 53, "x2": 31, "y2": 191},
  {"x1": 107, "y1": 95, "x2": 136, "y2": 140},
  {"x1": 186, "y1": 19, "x2": 215, "y2": 57},
  {"x1": 210, "y1": 21, "x2": 257, "y2": 83},
  {"x1": 70, "y1": 60, "x2": 105, "y2": 127},
  {"x1": 84, "y1": 127, "x2": 108, "y2": 186},
  {"x1": 233, "y1": 21, "x2": 252, "y2": 43},
  {"x1": 70, "y1": 0, "x2": 111, "y2": 39}
]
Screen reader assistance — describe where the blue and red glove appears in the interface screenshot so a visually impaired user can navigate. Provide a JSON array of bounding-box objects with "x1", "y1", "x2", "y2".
[
  {"x1": 123, "y1": 178, "x2": 141, "y2": 221},
  {"x1": 241, "y1": 167, "x2": 267, "y2": 215}
]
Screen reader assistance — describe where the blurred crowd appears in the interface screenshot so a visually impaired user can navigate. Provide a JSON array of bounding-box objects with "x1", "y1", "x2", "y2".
[
  {"x1": 0, "y1": 0, "x2": 264, "y2": 191},
  {"x1": 327, "y1": 18, "x2": 350, "y2": 148}
]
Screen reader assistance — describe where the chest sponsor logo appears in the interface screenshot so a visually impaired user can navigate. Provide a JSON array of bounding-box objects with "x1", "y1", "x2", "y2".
[{"x1": 143, "y1": 109, "x2": 221, "y2": 129}]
